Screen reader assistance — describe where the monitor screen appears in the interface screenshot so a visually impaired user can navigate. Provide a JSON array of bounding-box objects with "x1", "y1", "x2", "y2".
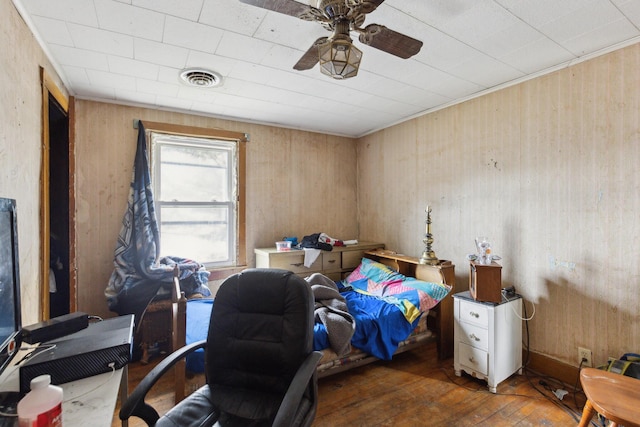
[{"x1": 0, "y1": 198, "x2": 21, "y2": 376}]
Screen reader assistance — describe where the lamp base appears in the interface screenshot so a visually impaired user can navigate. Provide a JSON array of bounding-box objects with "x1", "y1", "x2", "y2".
[{"x1": 419, "y1": 250, "x2": 439, "y2": 265}]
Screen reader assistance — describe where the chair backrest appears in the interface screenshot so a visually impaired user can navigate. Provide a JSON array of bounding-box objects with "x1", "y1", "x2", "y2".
[{"x1": 205, "y1": 268, "x2": 315, "y2": 410}]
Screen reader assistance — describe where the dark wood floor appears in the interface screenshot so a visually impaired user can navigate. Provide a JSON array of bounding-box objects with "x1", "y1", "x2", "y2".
[{"x1": 112, "y1": 342, "x2": 590, "y2": 426}]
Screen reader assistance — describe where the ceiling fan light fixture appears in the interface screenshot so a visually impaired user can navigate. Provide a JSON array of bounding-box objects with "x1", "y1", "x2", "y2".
[{"x1": 318, "y1": 38, "x2": 362, "y2": 80}]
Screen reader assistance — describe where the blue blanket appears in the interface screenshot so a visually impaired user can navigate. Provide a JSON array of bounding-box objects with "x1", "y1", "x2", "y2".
[
  {"x1": 314, "y1": 283, "x2": 420, "y2": 360},
  {"x1": 185, "y1": 298, "x2": 214, "y2": 372}
]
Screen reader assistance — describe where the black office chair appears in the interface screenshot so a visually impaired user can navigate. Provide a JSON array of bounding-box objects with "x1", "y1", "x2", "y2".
[{"x1": 120, "y1": 268, "x2": 323, "y2": 427}]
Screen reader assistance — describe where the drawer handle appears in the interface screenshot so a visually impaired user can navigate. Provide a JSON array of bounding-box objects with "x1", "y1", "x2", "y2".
[
  {"x1": 327, "y1": 260, "x2": 336, "y2": 264},
  {"x1": 468, "y1": 356, "x2": 476, "y2": 363},
  {"x1": 291, "y1": 262, "x2": 303, "y2": 267},
  {"x1": 470, "y1": 311, "x2": 480, "y2": 318},
  {"x1": 469, "y1": 333, "x2": 480, "y2": 342}
]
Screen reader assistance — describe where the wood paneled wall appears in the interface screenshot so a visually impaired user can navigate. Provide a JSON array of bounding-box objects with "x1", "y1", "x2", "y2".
[
  {"x1": 357, "y1": 43, "x2": 640, "y2": 368},
  {"x1": 73, "y1": 102, "x2": 358, "y2": 319},
  {"x1": 0, "y1": 1, "x2": 68, "y2": 326},
  {"x1": 4, "y1": 0, "x2": 639, "y2": 368}
]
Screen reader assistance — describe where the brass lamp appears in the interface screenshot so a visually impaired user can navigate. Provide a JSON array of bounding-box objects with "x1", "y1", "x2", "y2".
[
  {"x1": 420, "y1": 205, "x2": 439, "y2": 265},
  {"x1": 318, "y1": 20, "x2": 362, "y2": 79}
]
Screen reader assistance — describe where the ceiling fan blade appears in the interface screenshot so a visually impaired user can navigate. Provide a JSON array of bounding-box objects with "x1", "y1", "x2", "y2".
[
  {"x1": 293, "y1": 37, "x2": 329, "y2": 70},
  {"x1": 238, "y1": 0, "x2": 314, "y2": 18},
  {"x1": 358, "y1": 24, "x2": 423, "y2": 59}
]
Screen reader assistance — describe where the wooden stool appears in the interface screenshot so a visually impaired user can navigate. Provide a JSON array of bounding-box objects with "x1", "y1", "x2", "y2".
[{"x1": 578, "y1": 367, "x2": 640, "y2": 427}]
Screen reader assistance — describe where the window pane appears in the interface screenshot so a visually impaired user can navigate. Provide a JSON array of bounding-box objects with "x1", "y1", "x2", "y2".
[
  {"x1": 150, "y1": 130, "x2": 240, "y2": 268},
  {"x1": 159, "y1": 205, "x2": 231, "y2": 264},
  {"x1": 158, "y1": 144, "x2": 229, "y2": 202}
]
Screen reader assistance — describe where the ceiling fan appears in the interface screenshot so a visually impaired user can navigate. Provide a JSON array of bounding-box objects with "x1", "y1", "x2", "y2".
[{"x1": 239, "y1": 0, "x2": 423, "y2": 79}]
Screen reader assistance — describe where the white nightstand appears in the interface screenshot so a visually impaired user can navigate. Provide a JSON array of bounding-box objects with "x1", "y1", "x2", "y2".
[{"x1": 453, "y1": 291, "x2": 522, "y2": 393}]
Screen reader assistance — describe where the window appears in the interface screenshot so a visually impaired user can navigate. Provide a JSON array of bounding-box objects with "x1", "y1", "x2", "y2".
[{"x1": 146, "y1": 123, "x2": 246, "y2": 269}]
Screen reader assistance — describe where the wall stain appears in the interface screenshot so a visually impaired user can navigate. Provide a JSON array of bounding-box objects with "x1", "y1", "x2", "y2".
[
  {"x1": 488, "y1": 158, "x2": 500, "y2": 170},
  {"x1": 548, "y1": 255, "x2": 576, "y2": 271}
]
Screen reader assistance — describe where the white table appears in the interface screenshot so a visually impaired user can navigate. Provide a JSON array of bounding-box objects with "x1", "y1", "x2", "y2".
[{"x1": 0, "y1": 347, "x2": 126, "y2": 427}]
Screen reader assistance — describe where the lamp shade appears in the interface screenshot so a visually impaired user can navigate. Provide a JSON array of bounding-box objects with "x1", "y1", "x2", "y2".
[{"x1": 318, "y1": 38, "x2": 362, "y2": 79}]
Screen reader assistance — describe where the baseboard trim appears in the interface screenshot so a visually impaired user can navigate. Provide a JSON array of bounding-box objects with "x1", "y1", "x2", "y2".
[{"x1": 525, "y1": 350, "x2": 580, "y2": 386}]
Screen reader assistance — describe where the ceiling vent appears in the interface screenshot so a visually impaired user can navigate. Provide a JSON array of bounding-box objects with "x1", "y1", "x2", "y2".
[{"x1": 179, "y1": 68, "x2": 223, "y2": 88}]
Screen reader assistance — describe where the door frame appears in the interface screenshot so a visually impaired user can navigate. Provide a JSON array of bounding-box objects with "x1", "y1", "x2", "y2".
[{"x1": 40, "y1": 68, "x2": 76, "y2": 320}]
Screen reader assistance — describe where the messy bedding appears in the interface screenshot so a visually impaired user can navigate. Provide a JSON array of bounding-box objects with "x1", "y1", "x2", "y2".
[{"x1": 184, "y1": 257, "x2": 451, "y2": 374}]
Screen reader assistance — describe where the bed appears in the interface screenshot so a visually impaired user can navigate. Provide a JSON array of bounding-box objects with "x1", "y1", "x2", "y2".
[{"x1": 179, "y1": 250, "x2": 456, "y2": 382}]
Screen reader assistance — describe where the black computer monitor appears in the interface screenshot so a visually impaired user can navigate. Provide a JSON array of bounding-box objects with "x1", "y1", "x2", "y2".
[{"x1": 0, "y1": 198, "x2": 21, "y2": 376}]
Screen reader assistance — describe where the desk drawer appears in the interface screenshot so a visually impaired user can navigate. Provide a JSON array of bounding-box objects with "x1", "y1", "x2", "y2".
[
  {"x1": 267, "y1": 252, "x2": 322, "y2": 274},
  {"x1": 342, "y1": 250, "x2": 366, "y2": 270},
  {"x1": 323, "y1": 252, "x2": 341, "y2": 272},
  {"x1": 459, "y1": 300, "x2": 489, "y2": 328}
]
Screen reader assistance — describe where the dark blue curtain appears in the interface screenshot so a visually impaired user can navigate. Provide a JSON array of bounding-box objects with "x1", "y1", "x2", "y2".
[
  {"x1": 105, "y1": 122, "x2": 210, "y2": 318},
  {"x1": 105, "y1": 121, "x2": 164, "y2": 316}
]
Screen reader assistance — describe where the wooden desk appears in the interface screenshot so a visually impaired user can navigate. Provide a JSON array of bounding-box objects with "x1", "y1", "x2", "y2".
[{"x1": 364, "y1": 249, "x2": 456, "y2": 359}]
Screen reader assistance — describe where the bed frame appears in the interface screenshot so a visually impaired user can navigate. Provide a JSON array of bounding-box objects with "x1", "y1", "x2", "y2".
[
  {"x1": 315, "y1": 249, "x2": 456, "y2": 377},
  {"x1": 169, "y1": 251, "x2": 455, "y2": 401}
]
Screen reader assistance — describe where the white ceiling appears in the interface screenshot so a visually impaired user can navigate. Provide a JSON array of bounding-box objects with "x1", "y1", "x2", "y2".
[{"x1": 12, "y1": 0, "x2": 640, "y2": 137}]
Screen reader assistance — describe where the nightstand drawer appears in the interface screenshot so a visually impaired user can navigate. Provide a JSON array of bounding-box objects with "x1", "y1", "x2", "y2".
[
  {"x1": 459, "y1": 342, "x2": 488, "y2": 375},
  {"x1": 322, "y1": 252, "x2": 341, "y2": 271},
  {"x1": 267, "y1": 251, "x2": 322, "y2": 274},
  {"x1": 459, "y1": 300, "x2": 489, "y2": 328},
  {"x1": 458, "y1": 322, "x2": 489, "y2": 351}
]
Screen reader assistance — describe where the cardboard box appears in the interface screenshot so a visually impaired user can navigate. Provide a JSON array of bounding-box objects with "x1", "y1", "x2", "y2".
[{"x1": 469, "y1": 261, "x2": 502, "y2": 303}]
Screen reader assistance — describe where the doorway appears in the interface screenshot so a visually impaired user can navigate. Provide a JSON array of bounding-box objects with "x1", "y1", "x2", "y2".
[
  {"x1": 48, "y1": 95, "x2": 70, "y2": 318},
  {"x1": 40, "y1": 69, "x2": 75, "y2": 320}
]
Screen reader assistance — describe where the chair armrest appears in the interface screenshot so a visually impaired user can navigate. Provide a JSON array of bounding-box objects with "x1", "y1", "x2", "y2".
[
  {"x1": 273, "y1": 351, "x2": 323, "y2": 427},
  {"x1": 119, "y1": 339, "x2": 207, "y2": 425}
]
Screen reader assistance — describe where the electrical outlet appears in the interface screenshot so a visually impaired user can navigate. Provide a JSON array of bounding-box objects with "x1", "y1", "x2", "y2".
[{"x1": 578, "y1": 347, "x2": 592, "y2": 367}]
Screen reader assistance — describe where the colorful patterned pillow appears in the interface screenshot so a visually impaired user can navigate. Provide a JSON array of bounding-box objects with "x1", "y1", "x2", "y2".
[{"x1": 343, "y1": 257, "x2": 451, "y2": 322}]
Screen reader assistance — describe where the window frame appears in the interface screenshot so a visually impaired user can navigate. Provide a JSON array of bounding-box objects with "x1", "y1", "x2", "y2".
[{"x1": 142, "y1": 121, "x2": 247, "y2": 274}]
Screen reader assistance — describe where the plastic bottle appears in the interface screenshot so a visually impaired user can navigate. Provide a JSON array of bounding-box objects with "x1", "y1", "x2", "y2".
[
  {"x1": 17, "y1": 374, "x2": 63, "y2": 427},
  {"x1": 483, "y1": 243, "x2": 492, "y2": 265}
]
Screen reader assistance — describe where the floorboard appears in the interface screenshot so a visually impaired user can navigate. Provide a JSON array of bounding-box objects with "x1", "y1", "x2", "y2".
[{"x1": 111, "y1": 342, "x2": 591, "y2": 426}]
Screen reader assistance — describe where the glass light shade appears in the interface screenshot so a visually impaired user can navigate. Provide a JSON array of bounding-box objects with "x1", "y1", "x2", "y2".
[{"x1": 318, "y1": 38, "x2": 362, "y2": 79}]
